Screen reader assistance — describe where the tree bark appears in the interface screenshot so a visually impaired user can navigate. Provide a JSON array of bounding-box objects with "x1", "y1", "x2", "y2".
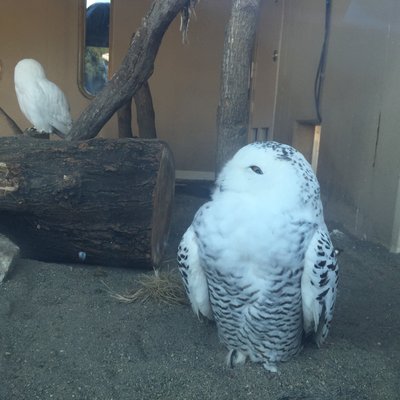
[
  {"x1": 216, "y1": 0, "x2": 262, "y2": 173},
  {"x1": 67, "y1": 0, "x2": 190, "y2": 141},
  {"x1": 0, "y1": 137, "x2": 175, "y2": 268},
  {"x1": 117, "y1": 97, "x2": 134, "y2": 138},
  {"x1": 117, "y1": 82, "x2": 157, "y2": 139},
  {"x1": 134, "y1": 81, "x2": 157, "y2": 139}
]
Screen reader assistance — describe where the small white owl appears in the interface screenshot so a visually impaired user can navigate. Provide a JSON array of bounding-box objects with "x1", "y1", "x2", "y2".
[
  {"x1": 14, "y1": 59, "x2": 73, "y2": 137},
  {"x1": 178, "y1": 141, "x2": 339, "y2": 372}
]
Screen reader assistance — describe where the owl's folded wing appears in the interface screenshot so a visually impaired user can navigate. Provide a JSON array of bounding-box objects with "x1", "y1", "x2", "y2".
[
  {"x1": 177, "y1": 225, "x2": 213, "y2": 319},
  {"x1": 301, "y1": 226, "x2": 339, "y2": 346}
]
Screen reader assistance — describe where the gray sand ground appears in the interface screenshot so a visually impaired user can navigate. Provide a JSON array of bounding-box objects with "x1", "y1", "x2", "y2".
[{"x1": 1, "y1": 186, "x2": 399, "y2": 400}]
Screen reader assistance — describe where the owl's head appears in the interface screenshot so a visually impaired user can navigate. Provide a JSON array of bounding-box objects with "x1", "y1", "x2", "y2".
[
  {"x1": 14, "y1": 59, "x2": 46, "y2": 84},
  {"x1": 214, "y1": 141, "x2": 318, "y2": 200}
]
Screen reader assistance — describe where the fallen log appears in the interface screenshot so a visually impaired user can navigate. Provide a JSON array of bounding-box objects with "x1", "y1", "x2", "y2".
[{"x1": 0, "y1": 137, "x2": 175, "y2": 268}]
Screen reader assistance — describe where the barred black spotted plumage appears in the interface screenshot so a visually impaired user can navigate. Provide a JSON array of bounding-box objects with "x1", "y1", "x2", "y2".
[{"x1": 177, "y1": 141, "x2": 339, "y2": 372}]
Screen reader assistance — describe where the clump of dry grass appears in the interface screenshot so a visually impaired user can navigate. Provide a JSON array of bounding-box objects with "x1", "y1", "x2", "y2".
[{"x1": 104, "y1": 267, "x2": 187, "y2": 305}]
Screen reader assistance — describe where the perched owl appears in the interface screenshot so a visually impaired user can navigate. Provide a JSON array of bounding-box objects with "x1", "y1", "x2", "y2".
[
  {"x1": 177, "y1": 141, "x2": 339, "y2": 372},
  {"x1": 14, "y1": 59, "x2": 73, "y2": 137}
]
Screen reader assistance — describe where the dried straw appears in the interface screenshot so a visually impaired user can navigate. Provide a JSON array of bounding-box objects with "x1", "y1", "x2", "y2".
[{"x1": 103, "y1": 267, "x2": 187, "y2": 305}]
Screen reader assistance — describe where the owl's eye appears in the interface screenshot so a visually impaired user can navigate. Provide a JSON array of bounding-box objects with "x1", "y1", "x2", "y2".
[{"x1": 250, "y1": 165, "x2": 263, "y2": 175}]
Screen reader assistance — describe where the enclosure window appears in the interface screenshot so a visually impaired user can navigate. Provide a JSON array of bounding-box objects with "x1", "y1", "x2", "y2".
[{"x1": 79, "y1": 0, "x2": 111, "y2": 97}]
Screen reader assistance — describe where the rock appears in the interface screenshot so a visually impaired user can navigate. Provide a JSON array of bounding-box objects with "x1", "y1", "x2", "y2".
[{"x1": 0, "y1": 234, "x2": 19, "y2": 283}]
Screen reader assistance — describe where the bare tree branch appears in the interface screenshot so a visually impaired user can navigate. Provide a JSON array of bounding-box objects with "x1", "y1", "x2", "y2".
[
  {"x1": 67, "y1": 0, "x2": 192, "y2": 141},
  {"x1": 0, "y1": 107, "x2": 23, "y2": 136}
]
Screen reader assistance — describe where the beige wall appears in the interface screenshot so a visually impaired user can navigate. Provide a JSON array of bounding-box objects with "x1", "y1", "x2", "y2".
[
  {"x1": 319, "y1": 0, "x2": 400, "y2": 249},
  {"x1": 272, "y1": 0, "x2": 400, "y2": 250},
  {"x1": 0, "y1": 0, "x2": 117, "y2": 138},
  {"x1": 0, "y1": 0, "x2": 231, "y2": 173},
  {"x1": 110, "y1": 0, "x2": 230, "y2": 172},
  {"x1": 250, "y1": 0, "x2": 283, "y2": 137},
  {"x1": 273, "y1": 0, "x2": 326, "y2": 144}
]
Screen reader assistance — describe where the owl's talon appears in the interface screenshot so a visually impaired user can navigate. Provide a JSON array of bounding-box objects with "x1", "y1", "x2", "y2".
[{"x1": 262, "y1": 361, "x2": 278, "y2": 373}]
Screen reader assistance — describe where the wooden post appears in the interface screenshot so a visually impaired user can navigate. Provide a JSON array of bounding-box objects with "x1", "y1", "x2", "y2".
[
  {"x1": 216, "y1": 0, "x2": 262, "y2": 173},
  {"x1": 117, "y1": 82, "x2": 157, "y2": 139},
  {"x1": 117, "y1": 98, "x2": 134, "y2": 138},
  {"x1": 134, "y1": 82, "x2": 157, "y2": 139},
  {"x1": 0, "y1": 137, "x2": 175, "y2": 268}
]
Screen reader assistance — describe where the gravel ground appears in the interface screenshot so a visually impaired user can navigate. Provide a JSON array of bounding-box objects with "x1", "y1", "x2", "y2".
[{"x1": 0, "y1": 186, "x2": 399, "y2": 400}]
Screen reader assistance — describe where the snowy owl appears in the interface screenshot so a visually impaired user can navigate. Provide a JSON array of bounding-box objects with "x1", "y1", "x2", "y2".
[
  {"x1": 177, "y1": 141, "x2": 339, "y2": 372},
  {"x1": 14, "y1": 59, "x2": 72, "y2": 137}
]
